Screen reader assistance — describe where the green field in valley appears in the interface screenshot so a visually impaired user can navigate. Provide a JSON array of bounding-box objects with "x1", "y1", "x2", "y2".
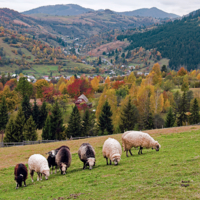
[{"x1": 0, "y1": 128, "x2": 200, "y2": 199}]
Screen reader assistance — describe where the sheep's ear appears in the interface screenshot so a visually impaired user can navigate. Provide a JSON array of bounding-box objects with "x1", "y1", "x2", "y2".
[{"x1": 46, "y1": 152, "x2": 50, "y2": 155}]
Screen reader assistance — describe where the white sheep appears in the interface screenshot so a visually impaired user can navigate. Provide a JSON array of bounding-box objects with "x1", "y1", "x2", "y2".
[
  {"x1": 28, "y1": 154, "x2": 50, "y2": 182},
  {"x1": 122, "y1": 131, "x2": 161, "y2": 157},
  {"x1": 102, "y1": 138, "x2": 122, "y2": 165}
]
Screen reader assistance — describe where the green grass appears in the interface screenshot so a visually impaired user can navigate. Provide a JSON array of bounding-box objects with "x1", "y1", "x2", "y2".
[{"x1": 1, "y1": 130, "x2": 200, "y2": 199}]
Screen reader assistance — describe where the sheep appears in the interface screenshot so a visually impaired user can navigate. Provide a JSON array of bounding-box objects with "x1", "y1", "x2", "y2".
[
  {"x1": 122, "y1": 131, "x2": 161, "y2": 157},
  {"x1": 55, "y1": 146, "x2": 71, "y2": 175},
  {"x1": 102, "y1": 138, "x2": 122, "y2": 165},
  {"x1": 28, "y1": 154, "x2": 50, "y2": 182},
  {"x1": 78, "y1": 143, "x2": 96, "y2": 170},
  {"x1": 14, "y1": 163, "x2": 28, "y2": 189},
  {"x1": 46, "y1": 146, "x2": 70, "y2": 174}
]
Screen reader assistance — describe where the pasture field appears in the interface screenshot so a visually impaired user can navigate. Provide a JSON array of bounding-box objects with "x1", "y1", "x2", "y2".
[{"x1": 1, "y1": 126, "x2": 200, "y2": 199}]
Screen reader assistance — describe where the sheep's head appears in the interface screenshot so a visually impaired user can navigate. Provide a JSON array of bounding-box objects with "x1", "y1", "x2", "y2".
[
  {"x1": 112, "y1": 154, "x2": 121, "y2": 165},
  {"x1": 60, "y1": 163, "x2": 67, "y2": 175},
  {"x1": 87, "y1": 158, "x2": 96, "y2": 170},
  {"x1": 46, "y1": 150, "x2": 57, "y2": 158},
  {"x1": 153, "y1": 141, "x2": 161, "y2": 151},
  {"x1": 42, "y1": 170, "x2": 50, "y2": 180},
  {"x1": 15, "y1": 174, "x2": 23, "y2": 187}
]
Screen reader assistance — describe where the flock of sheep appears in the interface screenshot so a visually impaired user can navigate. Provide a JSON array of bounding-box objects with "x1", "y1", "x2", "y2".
[{"x1": 14, "y1": 131, "x2": 161, "y2": 189}]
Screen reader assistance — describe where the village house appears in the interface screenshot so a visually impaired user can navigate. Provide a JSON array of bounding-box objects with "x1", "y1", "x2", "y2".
[{"x1": 75, "y1": 94, "x2": 92, "y2": 109}]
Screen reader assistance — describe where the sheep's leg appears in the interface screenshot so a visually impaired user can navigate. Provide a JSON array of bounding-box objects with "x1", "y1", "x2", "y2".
[
  {"x1": 40, "y1": 173, "x2": 43, "y2": 180},
  {"x1": 140, "y1": 147, "x2": 143, "y2": 154},
  {"x1": 24, "y1": 180, "x2": 26, "y2": 187},
  {"x1": 138, "y1": 149, "x2": 141, "y2": 155},
  {"x1": 37, "y1": 172, "x2": 40, "y2": 181},
  {"x1": 129, "y1": 150, "x2": 133, "y2": 156},
  {"x1": 106, "y1": 157, "x2": 108, "y2": 165},
  {"x1": 110, "y1": 159, "x2": 112, "y2": 165},
  {"x1": 16, "y1": 182, "x2": 18, "y2": 189},
  {"x1": 30, "y1": 170, "x2": 34, "y2": 182},
  {"x1": 55, "y1": 166, "x2": 57, "y2": 174},
  {"x1": 126, "y1": 150, "x2": 129, "y2": 157},
  {"x1": 51, "y1": 166, "x2": 53, "y2": 175},
  {"x1": 83, "y1": 162, "x2": 86, "y2": 169}
]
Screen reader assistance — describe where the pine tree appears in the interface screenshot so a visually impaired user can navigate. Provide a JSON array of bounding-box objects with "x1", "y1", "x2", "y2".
[
  {"x1": 190, "y1": 98, "x2": 200, "y2": 124},
  {"x1": 3, "y1": 118, "x2": 15, "y2": 142},
  {"x1": 82, "y1": 109, "x2": 90, "y2": 136},
  {"x1": 21, "y1": 95, "x2": 32, "y2": 122},
  {"x1": 50, "y1": 101, "x2": 65, "y2": 140},
  {"x1": 120, "y1": 97, "x2": 138, "y2": 132},
  {"x1": 32, "y1": 99, "x2": 40, "y2": 129},
  {"x1": 23, "y1": 116, "x2": 37, "y2": 141},
  {"x1": 165, "y1": 107, "x2": 175, "y2": 127},
  {"x1": 13, "y1": 107, "x2": 25, "y2": 142},
  {"x1": 0, "y1": 96, "x2": 9, "y2": 141},
  {"x1": 145, "y1": 112, "x2": 154, "y2": 130},
  {"x1": 177, "y1": 92, "x2": 187, "y2": 126},
  {"x1": 98, "y1": 101, "x2": 113, "y2": 135},
  {"x1": 42, "y1": 115, "x2": 51, "y2": 140},
  {"x1": 66, "y1": 106, "x2": 81, "y2": 137},
  {"x1": 38, "y1": 101, "x2": 48, "y2": 129}
]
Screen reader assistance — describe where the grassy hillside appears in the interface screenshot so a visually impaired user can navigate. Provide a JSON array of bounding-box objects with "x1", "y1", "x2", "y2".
[{"x1": 1, "y1": 126, "x2": 200, "y2": 199}]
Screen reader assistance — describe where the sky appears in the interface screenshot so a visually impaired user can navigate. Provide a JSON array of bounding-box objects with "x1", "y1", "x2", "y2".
[{"x1": 0, "y1": 0, "x2": 200, "y2": 16}]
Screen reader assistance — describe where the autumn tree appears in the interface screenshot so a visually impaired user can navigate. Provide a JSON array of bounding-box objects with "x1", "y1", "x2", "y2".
[
  {"x1": 91, "y1": 77, "x2": 100, "y2": 92},
  {"x1": 127, "y1": 72, "x2": 136, "y2": 84},
  {"x1": 178, "y1": 67, "x2": 187, "y2": 76},
  {"x1": 34, "y1": 79, "x2": 49, "y2": 98},
  {"x1": 98, "y1": 101, "x2": 113, "y2": 135},
  {"x1": 23, "y1": 116, "x2": 37, "y2": 141},
  {"x1": 181, "y1": 75, "x2": 189, "y2": 92}
]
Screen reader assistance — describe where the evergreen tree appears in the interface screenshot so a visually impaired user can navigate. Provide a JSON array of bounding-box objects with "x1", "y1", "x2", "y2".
[
  {"x1": 66, "y1": 106, "x2": 81, "y2": 137},
  {"x1": 42, "y1": 115, "x2": 51, "y2": 140},
  {"x1": 23, "y1": 116, "x2": 37, "y2": 141},
  {"x1": 82, "y1": 109, "x2": 90, "y2": 136},
  {"x1": 145, "y1": 112, "x2": 154, "y2": 130},
  {"x1": 38, "y1": 101, "x2": 48, "y2": 129},
  {"x1": 0, "y1": 96, "x2": 9, "y2": 130},
  {"x1": 3, "y1": 118, "x2": 15, "y2": 142},
  {"x1": 21, "y1": 95, "x2": 32, "y2": 122},
  {"x1": 50, "y1": 101, "x2": 65, "y2": 140},
  {"x1": 0, "y1": 96, "x2": 9, "y2": 141},
  {"x1": 190, "y1": 98, "x2": 200, "y2": 124},
  {"x1": 15, "y1": 77, "x2": 33, "y2": 98},
  {"x1": 32, "y1": 99, "x2": 40, "y2": 129},
  {"x1": 120, "y1": 97, "x2": 138, "y2": 132},
  {"x1": 13, "y1": 107, "x2": 25, "y2": 142},
  {"x1": 165, "y1": 107, "x2": 175, "y2": 127},
  {"x1": 98, "y1": 101, "x2": 113, "y2": 135},
  {"x1": 177, "y1": 92, "x2": 188, "y2": 126}
]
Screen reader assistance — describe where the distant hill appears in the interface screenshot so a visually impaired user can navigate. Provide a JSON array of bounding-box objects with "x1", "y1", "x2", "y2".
[
  {"x1": 117, "y1": 9, "x2": 200, "y2": 71},
  {"x1": 118, "y1": 7, "x2": 180, "y2": 19},
  {"x1": 22, "y1": 4, "x2": 94, "y2": 16},
  {"x1": 22, "y1": 4, "x2": 179, "y2": 19}
]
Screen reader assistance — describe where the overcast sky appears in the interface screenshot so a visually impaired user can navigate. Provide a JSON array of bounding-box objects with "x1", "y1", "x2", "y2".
[{"x1": 0, "y1": 0, "x2": 200, "y2": 16}]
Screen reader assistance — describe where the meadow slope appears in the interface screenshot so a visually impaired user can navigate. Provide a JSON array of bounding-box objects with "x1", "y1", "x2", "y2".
[{"x1": 0, "y1": 126, "x2": 200, "y2": 199}]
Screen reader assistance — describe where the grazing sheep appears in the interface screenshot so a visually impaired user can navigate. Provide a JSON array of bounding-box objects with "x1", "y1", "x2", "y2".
[
  {"x1": 55, "y1": 146, "x2": 71, "y2": 175},
  {"x1": 122, "y1": 131, "x2": 161, "y2": 157},
  {"x1": 28, "y1": 154, "x2": 50, "y2": 182},
  {"x1": 46, "y1": 146, "x2": 70, "y2": 174},
  {"x1": 102, "y1": 138, "x2": 122, "y2": 165},
  {"x1": 14, "y1": 163, "x2": 28, "y2": 189},
  {"x1": 78, "y1": 143, "x2": 96, "y2": 170}
]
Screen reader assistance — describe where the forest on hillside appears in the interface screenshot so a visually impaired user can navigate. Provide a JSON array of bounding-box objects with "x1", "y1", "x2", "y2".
[{"x1": 117, "y1": 10, "x2": 200, "y2": 71}]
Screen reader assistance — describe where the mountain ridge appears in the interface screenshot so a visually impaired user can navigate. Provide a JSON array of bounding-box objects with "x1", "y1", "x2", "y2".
[{"x1": 22, "y1": 4, "x2": 180, "y2": 19}]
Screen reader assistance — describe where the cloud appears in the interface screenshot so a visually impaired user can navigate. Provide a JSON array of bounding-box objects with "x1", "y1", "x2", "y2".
[{"x1": 0, "y1": 0, "x2": 200, "y2": 15}]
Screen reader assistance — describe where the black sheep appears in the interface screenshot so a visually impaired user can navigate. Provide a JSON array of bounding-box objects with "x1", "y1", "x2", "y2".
[{"x1": 14, "y1": 163, "x2": 28, "y2": 189}]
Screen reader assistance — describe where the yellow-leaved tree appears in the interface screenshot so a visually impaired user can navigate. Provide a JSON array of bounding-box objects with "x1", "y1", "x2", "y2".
[
  {"x1": 34, "y1": 79, "x2": 49, "y2": 98},
  {"x1": 147, "y1": 63, "x2": 162, "y2": 85},
  {"x1": 127, "y1": 72, "x2": 136, "y2": 84},
  {"x1": 91, "y1": 77, "x2": 100, "y2": 92}
]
